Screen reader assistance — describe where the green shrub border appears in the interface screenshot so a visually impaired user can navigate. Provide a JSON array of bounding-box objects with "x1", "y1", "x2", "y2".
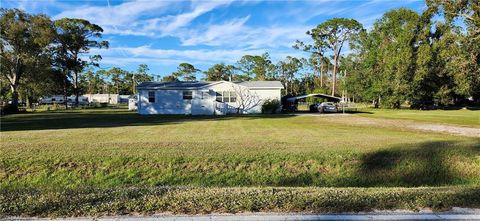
[{"x1": 1, "y1": 186, "x2": 479, "y2": 217}]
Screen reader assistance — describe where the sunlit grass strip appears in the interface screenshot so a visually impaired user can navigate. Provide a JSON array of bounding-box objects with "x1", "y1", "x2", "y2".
[{"x1": 1, "y1": 186, "x2": 479, "y2": 217}]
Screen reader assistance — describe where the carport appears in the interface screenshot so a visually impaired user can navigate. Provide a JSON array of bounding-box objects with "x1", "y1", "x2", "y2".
[{"x1": 283, "y1": 93, "x2": 342, "y2": 112}]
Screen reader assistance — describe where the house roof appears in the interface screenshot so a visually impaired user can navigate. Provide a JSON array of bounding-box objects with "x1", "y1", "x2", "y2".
[
  {"x1": 137, "y1": 81, "x2": 283, "y2": 90},
  {"x1": 137, "y1": 81, "x2": 215, "y2": 89},
  {"x1": 236, "y1": 81, "x2": 284, "y2": 88}
]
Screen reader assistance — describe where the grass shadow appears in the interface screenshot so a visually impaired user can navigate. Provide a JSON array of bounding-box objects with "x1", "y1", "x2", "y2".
[
  {"x1": 268, "y1": 141, "x2": 478, "y2": 187},
  {"x1": 0, "y1": 109, "x2": 294, "y2": 132},
  {"x1": 350, "y1": 141, "x2": 478, "y2": 187}
]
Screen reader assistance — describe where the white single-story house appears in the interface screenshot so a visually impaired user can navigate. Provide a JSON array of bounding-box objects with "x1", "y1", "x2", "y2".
[{"x1": 137, "y1": 80, "x2": 283, "y2": 115}]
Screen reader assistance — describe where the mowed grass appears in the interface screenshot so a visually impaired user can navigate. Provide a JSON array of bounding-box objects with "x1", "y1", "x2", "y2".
[
  {"x1": 1, "y1": 108, "x2": 479, "y2": 188},
  {"x1": 1, "y1": 108, "x2": 479, "y2": 216},
  {"x1": 358, "y1": 108, "x2": 480, "y2": 127}
]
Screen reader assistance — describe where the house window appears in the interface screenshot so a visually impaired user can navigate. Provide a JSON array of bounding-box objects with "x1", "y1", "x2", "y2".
[
  {"x1": 183, "y1": 90, "x2": 192, "y2": 100},
  {"x1": 216, "y1": 91, "x2": 222, "y2": 102},
  {"x1": 201, "y1": 91, "x2": 209, "y2": 99},
  {"x1": 215, "y1": 91, "x2": 236, "y2": 103},
  {"x1": 51, "y1": 98, "x2": 56, "y2": 101},
  {"x1": 224, "y1": 91, "x2": 231, "y2": 103},
  {"x1": 148, "y1": 91, "x2": 155, "y2": 103},
  {"x1": 229, "y1": 91, "x2": 236, "y2": 103}
]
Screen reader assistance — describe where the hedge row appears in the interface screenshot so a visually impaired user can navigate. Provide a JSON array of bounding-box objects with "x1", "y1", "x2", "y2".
[{"x1": 1, "y1": 186, "x2": 479, "y2": 217}]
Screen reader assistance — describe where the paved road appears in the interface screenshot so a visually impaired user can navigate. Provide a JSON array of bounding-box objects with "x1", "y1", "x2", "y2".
[{"x1": 6, "y1": 212, "x2": 480, "y2": 221}]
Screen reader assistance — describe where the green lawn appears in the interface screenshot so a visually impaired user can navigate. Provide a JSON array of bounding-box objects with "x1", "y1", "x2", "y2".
[
  {"x1": 1, "y1": 108, "x2": 479, "y2": 216},
  {"x1": 358, "y1": 108, "x2": 480, "y2": 127}
]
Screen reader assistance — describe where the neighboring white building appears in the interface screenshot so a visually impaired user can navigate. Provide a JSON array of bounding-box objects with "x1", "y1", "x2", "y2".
[
  {"x1": 137, "y1": 81, "x2": 283, "y2": 115},
  {"x1": 128, "y1": 96, "x2": 138, "y2": 111},
  {"x1": 83, "y1": 94, "x2": 119, "y2": 104},
  {"x1": 39, "y1": 95, "x2": 88, "y2": 104},
  {"x1": 40, "y1": 94, "x2": 129, "y2": 105}
]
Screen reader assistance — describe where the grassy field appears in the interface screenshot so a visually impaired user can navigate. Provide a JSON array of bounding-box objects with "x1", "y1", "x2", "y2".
[
  {"x1": 1, "y1": 108, "x2": 479, "y2": 216},
  {"x1": 358, "y1": 108, "x2": 480, "y2": 127}
]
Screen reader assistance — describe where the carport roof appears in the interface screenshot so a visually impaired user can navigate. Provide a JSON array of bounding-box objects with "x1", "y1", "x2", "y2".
[{"x1": 286, "y1": 93, "x2": 342, "y2": 102}]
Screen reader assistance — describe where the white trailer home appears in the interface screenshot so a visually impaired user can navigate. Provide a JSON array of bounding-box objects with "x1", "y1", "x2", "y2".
[
  {"x1": 137, "y1": 81, "x2": 283, "y2": 115},
  {"x1": 83, "y1": 94, "x2": 119, "y2": 104},
  {"x1": 39, "y1": 95, "x2": 89, "y2": 104}
]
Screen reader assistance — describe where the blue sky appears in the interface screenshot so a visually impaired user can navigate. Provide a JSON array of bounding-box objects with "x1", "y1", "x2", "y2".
[{"x1": 3, "y1": 0, "x2": 425, "y2": 78}]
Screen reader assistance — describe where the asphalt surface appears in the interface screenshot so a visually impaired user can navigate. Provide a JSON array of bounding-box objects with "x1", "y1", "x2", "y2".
[{"x1": 5, "y1": 209, "x2": 480, "y2": 221}]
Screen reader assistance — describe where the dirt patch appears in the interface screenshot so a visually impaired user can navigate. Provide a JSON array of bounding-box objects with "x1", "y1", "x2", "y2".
[
  {"x1": 409, "y1": 124, "x2": 480, "y2": 137},
  {"x1": 301, "y1": 114, "x2": 480, "y2": 137}
]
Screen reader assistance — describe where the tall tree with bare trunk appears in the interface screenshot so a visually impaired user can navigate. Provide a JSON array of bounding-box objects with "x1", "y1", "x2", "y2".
[
  {"x1": 306, "y1": 18, "x2": 363, "y2": 96},
  {"x1": 53, "y1": 18, "x2": 108, "y2": 107}
]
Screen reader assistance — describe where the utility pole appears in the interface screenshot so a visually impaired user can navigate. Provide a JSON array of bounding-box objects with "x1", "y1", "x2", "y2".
[{"x1": 132, "y1": 74, "x2": 136, "y2": 95}]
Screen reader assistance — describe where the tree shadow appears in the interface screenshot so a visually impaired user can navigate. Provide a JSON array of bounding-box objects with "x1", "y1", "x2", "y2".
[
  {"x1": 350, "y1": 141, "x2": 479, "y2": 187},
  {"x1": 0, "y1": 110, "x2": 294, "y2": 132},
  {"x1": 268, "y1": 141, "x2": 478, "y2": 187}
]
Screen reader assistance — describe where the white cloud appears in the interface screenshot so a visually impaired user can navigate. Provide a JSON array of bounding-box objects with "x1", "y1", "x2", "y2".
[
  {"x1": 53, "y1": 1, "x2": 172, "y2": 27},
  {"x1": 52, "y1": 0, "x2": 232, "y2": 37},
  {"x1": 180, "y1": 16, "x2": 252, "y2": 46},
  {"x1": 44, "y1": 0, "x2": 425, "y2": 72},
  {"x1": 176, "y1": 15, "x2": 311, "y2": 49},
  {"x1": 92, "y1": 45, "x2": 306, "y2": 68},
  {"x1": 163, "y1": 0, "x2": 233, "y2": 33}
]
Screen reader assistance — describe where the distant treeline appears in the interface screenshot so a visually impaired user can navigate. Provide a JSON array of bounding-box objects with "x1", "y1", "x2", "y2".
[{"x1": 1, "y1": 1, "x2": 478, "y2": 112}]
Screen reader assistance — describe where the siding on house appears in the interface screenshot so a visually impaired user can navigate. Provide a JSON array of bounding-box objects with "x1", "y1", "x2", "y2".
[{"x1": 137, "y1": 81, "x2": 283, "y2": 115}]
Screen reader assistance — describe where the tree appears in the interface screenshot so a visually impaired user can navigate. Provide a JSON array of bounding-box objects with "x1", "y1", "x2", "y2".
[
  {"x1": 162, "y1": 75, "x2": 178, "y2": 82},
  {"x1": 427, "y1": 0, "x2": 480, "y2": 104},
  {"x1": 426, "y1": 0, "x2": 479, "y2": 38},
  {"x1": 54, "y1": 18, "x2": 108, "y2": 106},
  {"x1": 106, "y1": 67, "x2": 127, "y2": 94},
  {"x1": 0, "y1": 9, "x2": 54, "y2": 112},
  {"x1": 236, "y1": 53, "x2": 275, "y2": 80},
  {"x1": 294, "y1": 38, "x2": 327, "y2": 88},
  {"x1": 301, "y1": 54, "x2": 332, "y2": 94},
  {"x1": 276, "y1": 56, "x2": 302, "y2": 95},
  {"x1": 172, "y1": 63, "x2": 199, "y2": 81},
  {"x1": 373, "y1": 9, "x2": 420, "y2": 107},
  {"x1": 80, "y1": 68, "x2": 105, "y2": 94},
  {"x1": 236, "y1": 55, "x2": 255, "y2": 80},
  {"x1": 95, "y1": 69, "x2": 110, "y2": 93},
  {"x1": 131, "y1": 64, "x2": 152, "y2": 94},
  {"x1": 203, "y1": 63, "x2": 235, "y2": 81},
  {"x1": 307, "y1": 18, "x2": 363, "y2": 96}
]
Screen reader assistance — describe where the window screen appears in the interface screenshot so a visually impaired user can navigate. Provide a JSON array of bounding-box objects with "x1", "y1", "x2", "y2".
[
  {"x1": 216, "y1": 91, "x2": 222, "y2": 102},
  {"x1": 229, "y1": 91, "x2": 236, "y2": 103},
  {"x1": 148, "y1": 91, "x2": 155, "y2": 103},
  {"x1": 223, "y1": 91, "x2": 229, "y2": 103},
  {"x1": 183, "y1": 91, "x2": 193, "y2": 100}
]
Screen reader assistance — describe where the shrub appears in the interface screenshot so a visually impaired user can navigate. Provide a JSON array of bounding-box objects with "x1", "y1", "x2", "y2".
[{"x1": 261, "y1": 99, "x2": 281, "y2": 114}]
